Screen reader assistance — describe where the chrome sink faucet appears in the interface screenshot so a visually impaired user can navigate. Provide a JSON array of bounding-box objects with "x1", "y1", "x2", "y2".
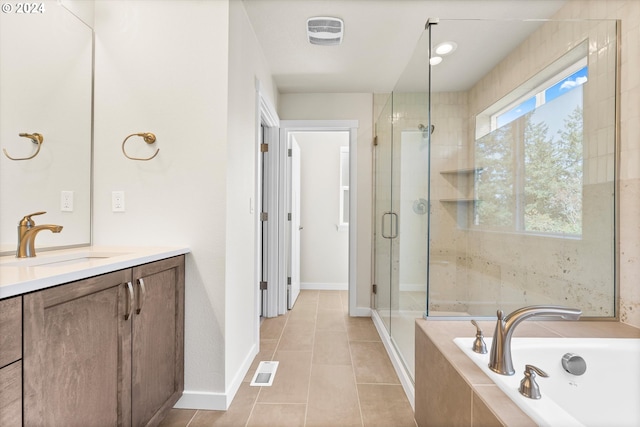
[
  {"x1": 16, "y1": 211, "x2": 63, "y2": 258},
  {"x1": 488, "y1": 305, "x2": 582, "y2": 375}
]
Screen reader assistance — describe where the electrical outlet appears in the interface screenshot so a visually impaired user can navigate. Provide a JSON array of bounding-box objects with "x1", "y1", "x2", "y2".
[
  {"x1": 61, "y1": 191, "x2": 74, "y2": 212},
  {"x1": 112, "y1": 191, "x2": 125, "y2": 212}
]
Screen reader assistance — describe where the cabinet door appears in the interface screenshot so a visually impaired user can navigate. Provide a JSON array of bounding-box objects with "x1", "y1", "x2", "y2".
[
  {"x1": 131, "y1": 256, "x2": 185, "y2": 427},
  {"x1": 23, "y1": 269, "x2": 133, "y2": 427},
  {"x1": 0, "y1": 296, "x2": 22, "y2": 427},
  {"x1": 0, "y1": 296, "x2": 22, "y2": 368},
  {"x1": 0, "y1": 361, "x2": 22, "y2": 427}
]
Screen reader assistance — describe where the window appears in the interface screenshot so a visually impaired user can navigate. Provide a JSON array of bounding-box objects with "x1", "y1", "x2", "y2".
[
  {"x1": 338, "y1": 146, "x2": 349, "y2": 229},
  {"x1": 474, "y1": 55, "x2": 587, "y2": 237}
]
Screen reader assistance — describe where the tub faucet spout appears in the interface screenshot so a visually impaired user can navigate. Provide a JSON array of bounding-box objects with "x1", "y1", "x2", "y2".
[{"x1": 489, "y1": 305, "x2": 582, "y2": 375}]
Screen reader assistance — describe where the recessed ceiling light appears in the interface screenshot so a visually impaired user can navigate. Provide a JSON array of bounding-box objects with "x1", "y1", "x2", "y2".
[
  {"x1": 435, "y1": 41, "x2": 457, "y2": 55},
  {"x1": 430, "y1": 56, "x2": 443, "y2": 66}
]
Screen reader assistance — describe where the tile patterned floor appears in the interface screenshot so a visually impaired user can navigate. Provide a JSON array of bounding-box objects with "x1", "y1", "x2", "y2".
[{"x1": 159, "y1": 290, "x2": 416, "y2": 427}]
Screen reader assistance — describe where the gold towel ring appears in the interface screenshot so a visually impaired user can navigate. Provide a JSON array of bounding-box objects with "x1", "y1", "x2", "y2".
[
  {"x1": 122, "y1": 132, "x2": 159, "y2": 161},
  {"x1": 3, "y1": 133, "x2": 44, "y2": 161}
]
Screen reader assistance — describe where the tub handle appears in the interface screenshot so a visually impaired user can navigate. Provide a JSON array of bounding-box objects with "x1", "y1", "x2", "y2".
[
  {"x1": 470, "y1": 320, "x2": 487, "y2": 354},
  {"x1": 519, "y1": 364, "x2": 549, "y2": 399}
]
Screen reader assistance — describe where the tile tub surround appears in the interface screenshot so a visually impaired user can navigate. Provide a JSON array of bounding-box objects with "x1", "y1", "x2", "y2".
[{"x1": 414, "y1": 318, "x2": 640, "y2": 427}]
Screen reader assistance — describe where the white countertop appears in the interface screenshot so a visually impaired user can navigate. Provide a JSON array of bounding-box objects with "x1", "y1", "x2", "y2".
[{"x1": 0, "y1": 246, "x2": 190, "y2": 299}]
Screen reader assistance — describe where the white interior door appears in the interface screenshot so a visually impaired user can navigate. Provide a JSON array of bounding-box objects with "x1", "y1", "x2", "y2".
[{"x1": 288, "y1": 140, "x2": 301, "y2": 309}]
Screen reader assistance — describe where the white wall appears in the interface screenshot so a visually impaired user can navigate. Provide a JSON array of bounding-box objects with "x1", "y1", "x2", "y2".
[
  {"x1": 93, "y1": 0, "x2": 277, "y2": 409},
  {"x1": 293, "y1": 132, "x2": 349, "y2": 288},
  {"x1": 278, "y1": 93, "x2": 373, "y2": 311},
  {"x1": 225, "y1": 0, "x2": 278, "y2": 397}
]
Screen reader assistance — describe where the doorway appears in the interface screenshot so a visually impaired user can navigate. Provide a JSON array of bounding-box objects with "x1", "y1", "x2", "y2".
[
  {"x1": 287, "y1": 131, "x2": 350, "y2": 306},
  {"x1": 279, "y1": 120, "x2": 359, "y2": 316}
]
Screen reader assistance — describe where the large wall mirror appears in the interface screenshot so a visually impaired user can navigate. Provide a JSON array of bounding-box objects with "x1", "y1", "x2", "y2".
[{"x1": 0, "y1": 0, "x2": 93, "y2": 254}]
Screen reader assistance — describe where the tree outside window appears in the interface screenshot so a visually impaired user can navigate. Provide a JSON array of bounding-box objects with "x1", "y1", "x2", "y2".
[{"x1": 474, "y1": 66, "x2": 586, "y2": 236}]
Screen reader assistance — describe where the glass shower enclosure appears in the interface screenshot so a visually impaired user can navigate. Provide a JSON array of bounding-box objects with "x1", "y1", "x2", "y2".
[{"x1": 373, "y1": 18, "x2": 618, "y2": 386}]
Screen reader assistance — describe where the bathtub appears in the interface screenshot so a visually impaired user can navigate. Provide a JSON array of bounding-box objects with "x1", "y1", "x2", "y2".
[{"x1": 454, "y1": 337, "x2": 640, "y2": 427}]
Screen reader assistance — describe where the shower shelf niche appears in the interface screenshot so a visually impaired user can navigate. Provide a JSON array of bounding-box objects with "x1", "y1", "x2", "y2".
[
  {"x1": 439, "y1": 167, "x2": 484, "y2": 175},
  {"x1": 439, "y1": 167, "x2": 483, "y2": 202}
]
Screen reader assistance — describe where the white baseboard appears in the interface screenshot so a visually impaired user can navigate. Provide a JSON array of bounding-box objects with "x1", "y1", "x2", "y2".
[
  {"x1": 351, "y1": 306, "x2": 371, "y2": 317},
  {"x1": 174, "y1": 342, "x2": 258, "y2": 411},
  {"x1": 174, "y1": 390, "x2": 228, "y2": 411},
  {"x1": 300, "y1": 282, "x2": 348, "y2": 291},
  {"x1": 370, "y1": 310, "x2": 415, "y2": 411}
]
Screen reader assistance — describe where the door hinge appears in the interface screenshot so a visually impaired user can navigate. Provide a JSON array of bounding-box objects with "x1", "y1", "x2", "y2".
[
  {"x1": 372, "y1": 283, "x2": 377, "y2": 294},
  {"x1": 373, "y1": 136, "x2": 378, "y2": 146},
  {"x1": 287, "y1": 277, "x2": 291, "y2": 285},
  {"x1": 288, "y1": 212, "x2": 291, "y2": 221},
  {"x1": 260, "y1": 212, "x2": 268, "y2": 221},
  {"x1": 260, "y1": 281, "x2": 268, "y2": 290},
  {"x1": 288, "y1": 148, "x2": 292, "y2": 157},
  {"x1": 260, "y1": 143, "x2": 269, "y2": 153}
]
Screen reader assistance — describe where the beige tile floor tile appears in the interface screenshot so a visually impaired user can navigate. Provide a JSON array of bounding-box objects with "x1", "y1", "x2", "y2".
[
  {"x1": 256, "y1": 350, "x2": 312, "y2": 404},
  {"x1": 358, "y1": 384, "x2": 416, "y2": 427},
  {"x1": 318, "y1": 290, "x2": 344, "y2": 310},
  {"x1": 246, "y1": 403, "x2": 306, "y2": 427},
  {"x1": 158, "y1": 408, "x2": 196, "y2": 426},
  {"x1": 305, "y1": 364, "x2": 362, "y2": 427},
  {"x1": 160, "y1": 290, "x2": 415, "y2": 426},
  {"x1": 345, "y1": 316, "x2": 382, "y2": 342},
  {"x1": 260, "y1": 315, "x2": 288, "y2": 341},
  {"x1": 350, "y1": 341, "x2": 401, "y2": 384},
  {"x1": 316, "y1": 309, "x2": 348, "y2": 331},
  {"x1": 277, "y1": 323, "x2": 315, "y2": 351},
  {"x1": 312, "y1": 329, "x2": 352, "y2": 365}
]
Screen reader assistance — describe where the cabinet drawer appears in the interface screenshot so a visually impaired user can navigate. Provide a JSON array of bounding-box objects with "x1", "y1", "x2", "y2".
[{"x1": 0, "y1": 296, "x2": 21, "y2": 367}]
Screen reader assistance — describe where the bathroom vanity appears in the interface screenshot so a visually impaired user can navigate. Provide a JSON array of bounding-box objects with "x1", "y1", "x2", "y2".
[{"x1": 0, "y1": 246, "x2": 189, "y2": 427}]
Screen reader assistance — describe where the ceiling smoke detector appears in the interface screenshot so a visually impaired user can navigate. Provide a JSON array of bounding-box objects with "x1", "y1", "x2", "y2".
[{"x1": 307, "y1": 17, "x2": 344, "y2": 46}]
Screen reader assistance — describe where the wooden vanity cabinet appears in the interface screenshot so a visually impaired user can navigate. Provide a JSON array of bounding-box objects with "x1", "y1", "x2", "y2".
[
  {"x1": 23, "y1": 268, "x2": 132, "y2": 426},
  {"x1": 22, "y1": 255, "x2": 185, "y2": 427},
  {"x1": 131, "y1": 256, "x2": 185, "y2": 427},
  {"x1": 0, "y1": 296, "x2": 22, "y2": 427}
]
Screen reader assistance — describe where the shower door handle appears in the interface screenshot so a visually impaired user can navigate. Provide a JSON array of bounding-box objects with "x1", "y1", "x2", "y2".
[
  {"x1": 389, "y1": 212, "x2": 398, "y2": 239},
  {"x1": 382, "y1": 212, "x2": 399, "y2": 239}
]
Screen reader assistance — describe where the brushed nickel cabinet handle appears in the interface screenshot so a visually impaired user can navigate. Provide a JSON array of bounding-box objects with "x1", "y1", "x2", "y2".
[
  {"x1": 136, "y1": 278, "x2": 146, "y2": 315},
  {"x1": 125, "y1": 281, "x2": 134, "y2": 320}
]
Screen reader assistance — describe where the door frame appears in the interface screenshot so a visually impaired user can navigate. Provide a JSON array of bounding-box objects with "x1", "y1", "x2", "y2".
[
  {"x1": 255, "y1": 81, "x2": 280, "y2": 323},
  {"x1": 287, "y1": 138, "x2": 301, "y2": 309},
  {"x1": 279, "y1": 120, "x2": 359, "y2": 316}
]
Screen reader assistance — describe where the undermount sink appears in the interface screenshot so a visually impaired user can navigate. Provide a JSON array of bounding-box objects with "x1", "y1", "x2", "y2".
[{"x1": 0, "y1": 251, "x2": 129, "y2": 268}]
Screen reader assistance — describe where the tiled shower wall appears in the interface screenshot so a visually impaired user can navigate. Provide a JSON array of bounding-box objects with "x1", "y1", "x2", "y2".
[
  {"x1": 373, "y1": 0, "x2": 639, "y2": 326},
  {"x1": 464, "y1": 0, "x2": 639, "y2": 326},
  {"x1": 459, "y1": 19, "x2": 617, "y2": 316},
  {"x1": 564, "y1": 0, "x2": 640, "y2": 329}
]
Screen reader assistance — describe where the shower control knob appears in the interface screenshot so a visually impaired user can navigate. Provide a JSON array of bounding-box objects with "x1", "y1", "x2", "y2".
[{"x1": 561, "y1": 353, "x2": 586, "y2": 375}]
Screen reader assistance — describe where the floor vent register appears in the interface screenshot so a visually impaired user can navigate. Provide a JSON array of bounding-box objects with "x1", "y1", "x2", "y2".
[{"x1": 250, "y1": 361, "x2": 279, "y2": 387}]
